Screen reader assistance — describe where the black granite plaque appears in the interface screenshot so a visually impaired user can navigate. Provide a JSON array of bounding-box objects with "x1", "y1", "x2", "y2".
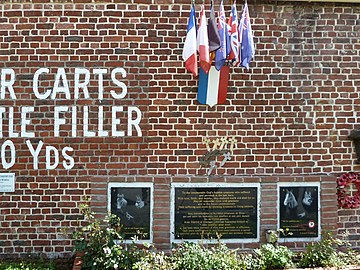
[
  {"x1": 110, "y1": 186, "x2": 151, "y2": 240},
  {"x1": 174, "y1": 187, "x2": 258, "y2": 240},
  {"x1": 279, "y1": 185, "x2": 319, "y2": 238}
]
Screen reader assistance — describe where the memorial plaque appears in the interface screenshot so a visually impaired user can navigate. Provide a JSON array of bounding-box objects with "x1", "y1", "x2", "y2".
[
  {"x1": 173, "y1": 186, "x2": 259, "y2": 240},
  {"x1": 110, "y1": 185, "x2": 151, "y2": 240},
  {"x1": 0, "y1": 173, "x2": 15, "y2": 192},
  {"x1": 279, "y1": 185, "x2": 319, "y2": 238}
]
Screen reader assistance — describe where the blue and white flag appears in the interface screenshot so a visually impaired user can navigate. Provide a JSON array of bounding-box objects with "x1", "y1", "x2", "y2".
[
  {"x1": 239, "y1": 2, "x2": 255, "y2": 69},
  {"x1": 215, "y1": 0, "x2": 230, "y2": 71}
]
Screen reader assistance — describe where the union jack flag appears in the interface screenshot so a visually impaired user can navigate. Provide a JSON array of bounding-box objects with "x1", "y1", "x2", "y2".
[
  {"x1": 215, "y1": 0, "x2": 230, "y2": 71},
  {"x1": 228, "y1": 1, "x2": 240, "y2": 66}
]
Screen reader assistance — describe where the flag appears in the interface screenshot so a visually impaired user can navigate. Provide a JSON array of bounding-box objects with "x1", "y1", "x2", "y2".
[
  {"x1": 182, "y1": 4, "x2": 198, "y2": 77},
  {"x1": 239, "y1": 2, "x2": 255, "y2": 69},
  {"x1": 198, "y1": 65, "x2": 230, "y2": 107},
  {"x1": 228, "y1": 1, "x2": 240, "y2": 66},
  {"x1": 197, "y1": 5, "x2": 211, "y2": 74},
  {"x1": 215, "y1": 0, "x2": 229, "y2": 71},
  {"x1": 208, "y1": 1, "x2": 221, "y2": 52}
]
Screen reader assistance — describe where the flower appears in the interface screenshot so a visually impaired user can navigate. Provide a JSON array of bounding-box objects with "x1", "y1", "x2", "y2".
[
  {"x1": 103, "y1": 247, "x2": 111, "y2": 255},
  {"x1": 337, "y1": 173, "x2": 360, "y2": 209},
  {"x1": 337, "y1": 174, "x2": 348, "y2": 187}
]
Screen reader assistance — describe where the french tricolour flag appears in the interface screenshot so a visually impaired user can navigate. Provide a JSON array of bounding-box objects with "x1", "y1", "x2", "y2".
[
  {"x1": 198, "y1": 65, "x2": 230, "y2": 107},
  {"x1": 197, "y1": 5, "x2": 211, "y2": 74},
  {"x1": 182, "y1": 4, "x2": 198, "y2": 77}
]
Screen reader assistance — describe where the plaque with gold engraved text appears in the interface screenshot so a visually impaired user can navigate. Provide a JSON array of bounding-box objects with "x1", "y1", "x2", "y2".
[{"x1": 174, "y1": 187, "x2": 258, "y2": 240}]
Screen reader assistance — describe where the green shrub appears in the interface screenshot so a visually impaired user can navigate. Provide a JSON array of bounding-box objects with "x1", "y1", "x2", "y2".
[
  {"x1": 71, "y1": 199, "x2": 145, "y2": 270},
  {"x1": 172, "y1": 241, "x2": 244, "y2": 270},
  {"x1": 298, "y1": 232, "x2": 348, "y2": 268},
  {"x1": 254, "y1": 243, "x2": 294, "y2": 270},
  {"x1": 237, "y1": 253, "x2": 263, "y2": 270},
  {"x1": 0, "y1": 260, "x2": 56, "y2": 270},
  {"x1": 70, "y1": 200, "x2": 359, "y2": 270},
  {"x1": 132, "y1": 251, "x2": 176, "y2": 270}
]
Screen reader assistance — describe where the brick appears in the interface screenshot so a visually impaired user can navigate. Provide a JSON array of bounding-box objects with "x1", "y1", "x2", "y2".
[{"x1": 0, "y1": 0, "x2": 359, "y2": 259}]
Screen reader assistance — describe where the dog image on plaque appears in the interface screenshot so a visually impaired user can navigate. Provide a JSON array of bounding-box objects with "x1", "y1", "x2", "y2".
[
  {"x1": 110, "y1": 187, "x2": 151, "y2": 240},
  {"x1": 279, "y1": 185, "x2": 319, "y2": 238},
  {"x1": 282, "y1": 188, "x2": 314, "y2": 219}
]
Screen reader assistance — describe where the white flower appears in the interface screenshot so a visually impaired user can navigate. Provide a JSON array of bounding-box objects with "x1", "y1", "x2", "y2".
[
  {"x1": 114, "y1": 263, "x2": 118, "y2": 269},
  {"x1": 103, "y1": 247, "x2": 111, "y2": 255}
]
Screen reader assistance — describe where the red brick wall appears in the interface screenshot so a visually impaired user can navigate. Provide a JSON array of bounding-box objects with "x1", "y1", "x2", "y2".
[
  {"x1": 338, "y1": 207, "x2": 360, "y2": 248},
  {"x1": 0, "y1": 0, "x2": 359, "y2": 258}
]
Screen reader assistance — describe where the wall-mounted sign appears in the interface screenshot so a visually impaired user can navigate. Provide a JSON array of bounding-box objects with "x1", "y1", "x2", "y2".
[
  {"x1": 278, "y1": 183, "x2": 320, "y2": 241},
  {"x1": 0, "y1": 173, "x2": 15, "y2": 192},
  {"x1": 0, "y1": 67, "x2": 143, "y2": 171},
  {"x1": 108, "y1": 183, "x2": 153, "y2": 242},
  {"x1": 171, "y1": 183, "x2": 260, "y2": 243}
]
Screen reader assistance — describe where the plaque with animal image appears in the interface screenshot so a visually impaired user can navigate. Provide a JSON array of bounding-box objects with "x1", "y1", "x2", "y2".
[
  {"x1": 279, "y1": 186, "x2": 319, "y2": 238},
  {"x1": 110, "y1": 187, "x2": 151, "y2": 240},
  {"x1": 174, "y1": 187, "x2": 258, "y2": 240}
]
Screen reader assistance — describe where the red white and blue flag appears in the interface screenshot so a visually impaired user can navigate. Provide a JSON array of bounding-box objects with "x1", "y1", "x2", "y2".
[
  {"x1": 228, "y1": 1, "x2": 240, "y2": 66},
  {"x1": 239, "y1": 2, "x2": 255, "y2": 69},
  {"x1": 182, "y1": 4, "x2": 198, "y2": 77},
  {"x1": 197, "y1": 5, "x2": 211, "y2": 74},
  {"x1": 198, "y1": 65, "x2": 230, "y2": 107},
  {"x1": 215, "y1": 0, "x2": 230, "y2": 71}
]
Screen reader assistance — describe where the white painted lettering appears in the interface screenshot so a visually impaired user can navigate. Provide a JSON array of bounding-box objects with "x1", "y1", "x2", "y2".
[
  {"x1": 54, "y1": 106, "x2": 68, "y2": 137},
  {"x1": 1, "y1": 140, "x2": 16, "y2": 169},
  {"x1": 83, "y1": 106, "x2": 95, "y2": 137},
  {"x1": 8, "y1": 107, "x2": 18, "y2": 138},
  {"x1": 51, "y1": 68, "x2": 70, "y2": 99},
  {"x1": 112, "y1": 106, "x2": 124, "y2": 137},
  {"x1": 93, "y1": 68, "x2": 107, "y2": 100},
  {"x1": 128, "y1": 106, "x2": 142, "y2": 136},
  {"x1": 71, "y1": 106, "x2": 77, "y2": 137},
  {"x1": 26, "y1": 140, "x2": 44, "y2": 170},
  {"x1": 98, "y1": 106, "x2": 108, "y2": 137},
  {"x1": 110, "y1": 68, "x2": 127, "y2": 99},
  {"x1": 62, "y1": 147, "x2": 74, "y2": 170},
  {"x1": 33, "y1": 68, "x2": 51, "y2": 99},
  {"x1": 0, "y1": 68, "x2": 16, "y2": 100},
  {"x1": 74, "y1": 68, "x2": 90, "y2": 100},
  {"x1": 46, "y1": 145, "x2": 59, "y2": 170},
  {"x1": 0, "y1": 107, "x2": 5, "y2": 138},
  {"x1": 21, "y1": 107, "x2": 35, "y2": 138}
]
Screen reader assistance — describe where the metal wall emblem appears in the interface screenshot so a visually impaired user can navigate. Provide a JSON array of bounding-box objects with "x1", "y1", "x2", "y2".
[{"x1": 199, "y1": 136, "x2": 237, "y2": 175}]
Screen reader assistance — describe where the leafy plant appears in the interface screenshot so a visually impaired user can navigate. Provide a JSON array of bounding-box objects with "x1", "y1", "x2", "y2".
[
  {"x1": 237, "y1": 253, "x2": 263, "y2": 270},
  {"x1": 266, "y1": 228, "x2": 292, "y2": 245},
  {"x1": 132, "y1": 250, "x2": 176, "y2": 270},
  {"x1": 0, "y1": 260, "x2": 56, "y2": 270},
  {"x1": 71, "y1": 198, "x2": 145, "y2": 270},
  {"x1": 298, "y1": 232, "x2": 348, "y2": 268},
  {"x1": 172, "y1": 241, "x2": 245, "y2": 270},
  {"x1": 254, "y1": 243, "x2": 293, "y2": 270}
]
